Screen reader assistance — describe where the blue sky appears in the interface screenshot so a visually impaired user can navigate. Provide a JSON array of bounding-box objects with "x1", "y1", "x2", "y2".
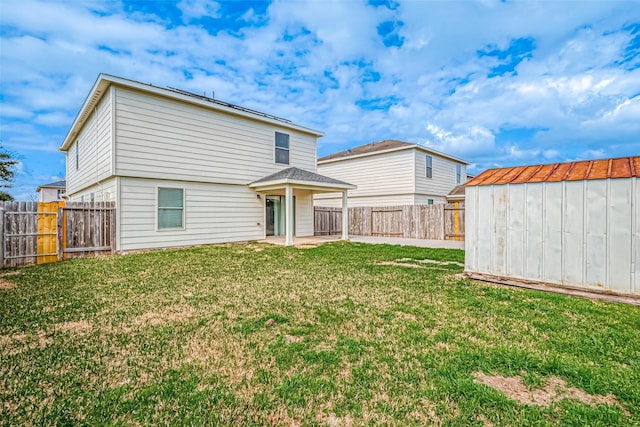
[{"x1": 1, "y1": 0, "x2": 639, "y2": 200}]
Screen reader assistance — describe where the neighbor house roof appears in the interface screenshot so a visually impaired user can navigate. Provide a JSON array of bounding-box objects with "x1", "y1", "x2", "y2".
[
  {"x1": 250, "y1": 167, "x2": 354, "y2": 189},
  {"x1": 318, "y1": 139, "x2": 469, "y2": 165},
  {"x1": 466, "y1": 156, "x2": 640, "y2": 187},
  {"x1": 446, "y1": 184, "x2": 466, "y2": 201},
  {"x1": 36, "y1": 180, "x2": 66, "y2": 192},
  {"x1": 60, "y1": 74, "x2": 324, "y2": 151}
]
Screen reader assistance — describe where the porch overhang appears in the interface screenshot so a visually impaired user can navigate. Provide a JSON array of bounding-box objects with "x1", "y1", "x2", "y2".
[
  {"x1": 249, "y1": 167, "x2": 355, "y2": 246},
  {"x1": 248, "y1": 167, "x2": 356, "y2": 193}
]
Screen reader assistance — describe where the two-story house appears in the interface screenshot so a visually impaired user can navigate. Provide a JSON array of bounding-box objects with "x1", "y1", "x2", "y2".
[
  {"x1": 315, "y1": 140, "x2": 469, "y2": 207},
  {"x1": 59, "y1": 74, "x2": 354, "y2": 251},
  {"x1": 36, "y1": 180, "x2": 66, "y2": 202}
]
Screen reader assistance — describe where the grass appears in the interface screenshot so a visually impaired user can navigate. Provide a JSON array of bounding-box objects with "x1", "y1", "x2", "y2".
[{"x1": 0, "y1": 241, "x2": 638, "y2": 426}]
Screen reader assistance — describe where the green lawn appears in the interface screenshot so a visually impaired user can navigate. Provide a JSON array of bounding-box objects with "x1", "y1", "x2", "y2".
[{"x1": 1, "y1": 242, "x2": 638, "y2": 426}]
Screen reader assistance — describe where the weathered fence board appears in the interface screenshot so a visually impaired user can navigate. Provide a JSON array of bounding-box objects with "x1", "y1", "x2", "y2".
[
  {"x1": 314, "y1": 207, "x2": 342, "y2": 236},
  {"x1": 314, "y1": 203, "x2": 465, "y2": 241},
  {"x1": 63, "y1": 202, "x2": 116, "y2": 259},
  {"x1": 0, "y1": 201, "x2": 116, "y2": 268}
]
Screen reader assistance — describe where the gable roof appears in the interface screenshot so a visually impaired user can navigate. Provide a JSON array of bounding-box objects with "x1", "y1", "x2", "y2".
[
  {"x1": 250, "y1": 167, "x2": 354, "y2": 188},
  {"x1": 60, "y1": 74, "x2": 324, "y2": 151},
  {"x1": 318, "y1": 139, "x2": 469, "y2": 164},
  {"x1": 36, "y1": 180, "x2": 66, "y2": 192},
  {"x1": 466, "y1": 156, "x2": 640, "y2": 187}
]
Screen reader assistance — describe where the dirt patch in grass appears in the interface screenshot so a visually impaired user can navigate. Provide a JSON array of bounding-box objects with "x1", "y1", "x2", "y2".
[
  {"x1": 54, "y1": 320, "x2": 93, "y2": 334},
  {"x1": 376, "y1": 261, "x2": 424, "y2": 269},
  {"x1": 474, "y1": 372, "x2": 629, "y2": 415},
  {"x1": 135, "y1": 304, "x2": 197, "y2": 327},
  {"x1": 397, "y1": 257, "x2": 464, "y2": 267},
  {"x1": 0, "y1": 332, "x2": 52, "y2": 357},
  {"x1": 0, "y1": 278, "x2": 15, "y2": 290}
]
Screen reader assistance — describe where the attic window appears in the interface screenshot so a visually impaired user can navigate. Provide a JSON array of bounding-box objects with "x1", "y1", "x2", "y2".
[
  {"x1": 456, "y1": 164, "x2": 462, "y2": 184},
  {"x1": 275, "y1": 132, "x2": 290, "y2": 165}
]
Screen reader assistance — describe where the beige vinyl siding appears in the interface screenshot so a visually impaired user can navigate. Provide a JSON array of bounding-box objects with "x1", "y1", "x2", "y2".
[
  {"x1": 414, "y1": 194, "x2": 446, "y2": 204},
  {"x1": 317, "y1": 150, "x2": 414, "y2": 197},
  {"x1": 66, "y1": 91, "x2": 113, "y2": 195},
  {"x1": 114, "y1": 88, "x2": 316, "y2": 184},
  {"x1": 67, "y1": 178, "x2": 117, "y2": 203},
  {"x1": 415, "y1": 151, "x2": 466, "y2": 199},
  {"x1": 117, "y1": 177, "x2": 265, "y2": 251},
  {"x1": 294, "y1": 190, "x2": 314, "y2": 237},
  {"x1": 314, "y1": 193, "x2": 415, "y2": 208}
]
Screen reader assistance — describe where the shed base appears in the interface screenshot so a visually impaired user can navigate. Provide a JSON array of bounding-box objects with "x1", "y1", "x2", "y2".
[{"x1": 463, "y1": 272, "x2": 640, "y2": 306}]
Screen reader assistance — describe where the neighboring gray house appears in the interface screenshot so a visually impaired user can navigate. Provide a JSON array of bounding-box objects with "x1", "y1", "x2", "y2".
[
  {"x1": 315, "y1": 140, "x2": 469, "y2": 207},
  {"x1": 59, "y1": 74, "x2": 354, "y2": 250},
  {"x1": 36, "y1": 180, "x2": 66, "y2": 202}
]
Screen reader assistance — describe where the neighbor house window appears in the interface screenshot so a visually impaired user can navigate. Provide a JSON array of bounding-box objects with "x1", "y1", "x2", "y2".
[
  {"x1": 275, "y1": 132, "x2": 290, "y2": 165},
  {"x1": 75, "y1": 142, "x2": 79, "y2": 170},
  {"x1": 428, "y1": 199, "x2": 434, "y2": 205},
  {"x1": 426, "y1": 155, "x2": 433, "y2": 178},
  {"x1": 456, "y1": 164, "x2": 462, "y2": 184},
  {"x1": 158, "y1": 187, "x2": 184, "y2": 229}
]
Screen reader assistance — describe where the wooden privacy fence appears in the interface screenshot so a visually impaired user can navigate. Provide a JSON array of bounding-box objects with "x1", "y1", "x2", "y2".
[
  {"x1": 0, "y1": 201, "x2": 116, "y2": 268},
  {"x1": 315, "y1": 203, "x2": 465, "y2": 241}
]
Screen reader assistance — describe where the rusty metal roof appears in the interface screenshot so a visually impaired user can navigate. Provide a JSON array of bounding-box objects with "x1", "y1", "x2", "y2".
[{"x1": 466, "y1": 156, "x2": 640, "y2": 186}]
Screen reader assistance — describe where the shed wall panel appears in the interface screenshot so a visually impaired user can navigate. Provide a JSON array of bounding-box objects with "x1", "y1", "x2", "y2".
[
  {"x1": 562, "y1": 181, "x2": 585, "y2": 285},
  {"x1": 543, "y1": 183, "x2": 563, "y2": 284},
  {"x1": 476, "y1": 186, "x2": 493, "y2": 273},
  {"x1": 464, "y1": 186, "x2": 478, "y2": 272},
  {"x1": 491, "y1": 185, "x2": 508, "y2": 275},
  {"x1": 608, "y1": 180, "x2": 632, "y2": 292},
  {"x1": 506, "y1": 184, "x2": 525, "y2": 278},
  {"x1": 524, "y1": 184, "x2": 544, "y2": 281},
  {"x1": 585, "y1": 180, "x2": 607, "y2": 288},
  {"x1": 465, "y1": 177, "x2": 638, "y2": 295}
]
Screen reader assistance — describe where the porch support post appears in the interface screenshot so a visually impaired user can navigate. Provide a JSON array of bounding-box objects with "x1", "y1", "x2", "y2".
[
  {"x1": 285, "y1": 185, "x2": 294, "y2": 246},
  {"x1": 341, "y1": 190, "x2": 349, "y2": 241}
]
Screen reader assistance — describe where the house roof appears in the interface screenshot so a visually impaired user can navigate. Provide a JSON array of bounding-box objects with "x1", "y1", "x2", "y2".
[
  {"x1": 447, "y1": 184, "x2": 466, "y2": 197},
  {"x1": 466, "y1": 156, "x2": 640, "y2": 187},
  {"x1": 36, "y1": 180, "x2": 66, "y2": 192},
  {"x1": 60, "y1": 74, "x2": 324, "y2": 151},
  {"x1": 318, "y1": 139, "x2": 470, "y2": 165},
  {"x1": 251, "y1": 167, "x2": 354, "y2": 188}
]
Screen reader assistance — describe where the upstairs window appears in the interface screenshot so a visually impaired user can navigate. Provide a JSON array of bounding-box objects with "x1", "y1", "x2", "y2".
[
  {"x1": 425, "y1": 155, "x2": 433, "y2": 178},
  {"x1": 75, "y1": 141, "x2": 79, "y2": 170},
  {"x1": 275, "y1": 132, "x2": 290, "y2": 165},
  {"x1": 456, "y1": 164, "x2": 462, "y2": 184},
  {"x1": 158, "y1": 187, "x2": 184, "y2": 229}
]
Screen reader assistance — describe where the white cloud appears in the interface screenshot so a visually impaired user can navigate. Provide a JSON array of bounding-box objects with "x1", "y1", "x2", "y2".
[{"x1": 177, "y1": 0, "x2": 221, "y2": 22}]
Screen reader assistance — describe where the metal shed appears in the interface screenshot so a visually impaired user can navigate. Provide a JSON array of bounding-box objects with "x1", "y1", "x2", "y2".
[{"x1": 465, "y1": 156, "x2": 640, "y2": 296}]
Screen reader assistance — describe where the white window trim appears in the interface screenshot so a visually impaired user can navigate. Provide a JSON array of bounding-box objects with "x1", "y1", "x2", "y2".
[
  {"x1": 274, "y1": 131, "x2": 290, "y2": 165},
  {"x1": 426, "y1": 155, "x2": 433, "y2": 179},
  {"x1": 156, "y1": 186, "x2": 186, "y2": 231}
]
